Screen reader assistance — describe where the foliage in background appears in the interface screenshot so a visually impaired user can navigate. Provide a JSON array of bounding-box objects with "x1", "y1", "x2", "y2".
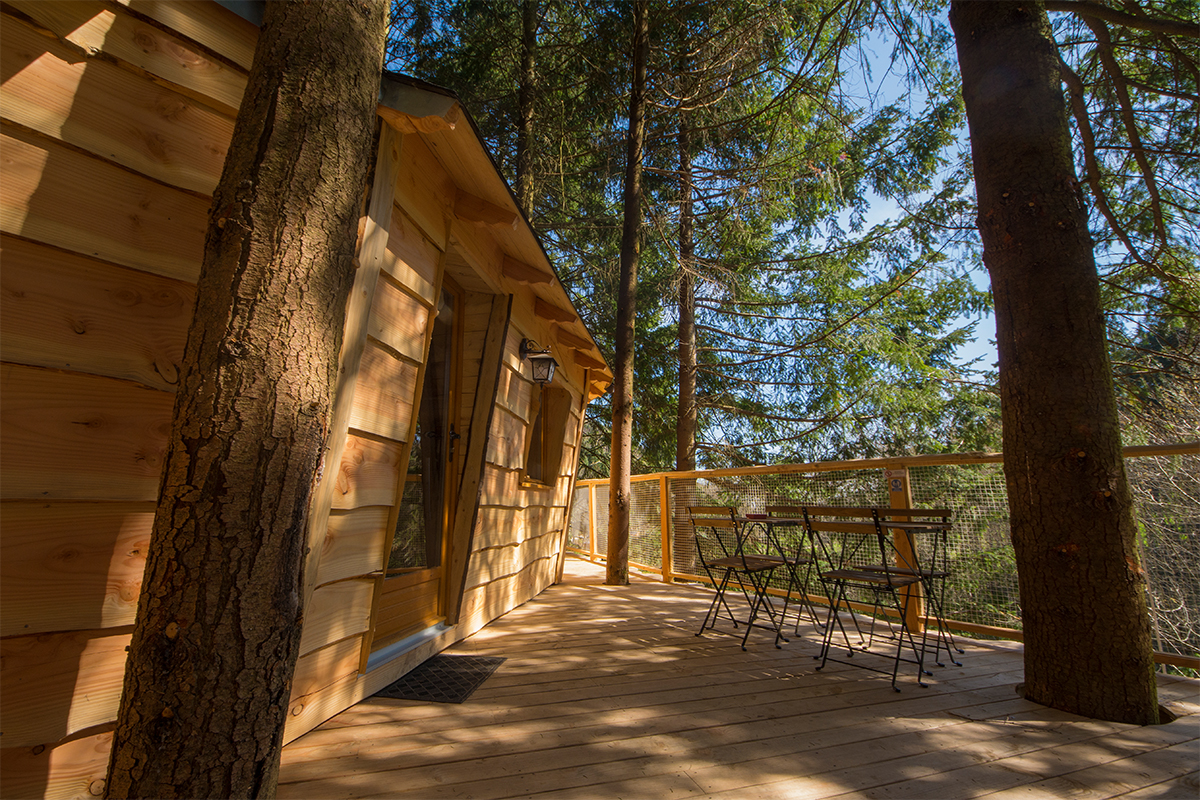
[{"x1": 387, "y1": 0, "x2": 1195, "y2": 479}]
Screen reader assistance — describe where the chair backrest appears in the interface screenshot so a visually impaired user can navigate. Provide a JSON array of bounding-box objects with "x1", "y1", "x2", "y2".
[
  {"x1": 800, "y1": 506, "x2": 884, "y2": 571},
  {"x1": 687, "y1": 505, "x2": 737, "y2": 526},
  {"x1": 688, "y1": 506, "x2": 738, "y2": 561}
]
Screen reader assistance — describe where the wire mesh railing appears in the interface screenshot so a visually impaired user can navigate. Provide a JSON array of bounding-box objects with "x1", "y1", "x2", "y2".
[{"x1": 566, "y1": 446, "x2": 1199, "y2": 671}]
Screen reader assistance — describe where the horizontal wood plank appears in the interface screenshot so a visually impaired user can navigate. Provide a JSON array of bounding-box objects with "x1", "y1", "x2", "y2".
[
  {"x1": 1, "y1": 730, "x2": 113, "y2": 800},
  {"x1": 290, "y1": 635, "x2": 365, "y2": 706},
  {"x1": 116, "y1": 0, "x2": 259, "y2": 70},
  {"x1": 1, "y1": 125, "x2": 208, "y2": 283},
  {"x1": 315, "y1": 507, "x2": 391, "y2": 587},
  {"x1": 348, "y1": 343, "x2": 418, "y2": 443},
  {"x1": 1, "y1": 235, "x2": 194, "y2": 391},
  {"x1": 477, "y1": 465, "x2": 521, "y2": 507},
  {"x1": 486, "y1": 409, "x2": 528, "y2": 472},
  {"x1": 1, "y1": 14, "x2": 234, "y2": 195},
  {"x1": 1, "y1": 364, "x2": 173, "y2": 501},
  {"x1": 368, "y1": 276, "x2": 429, "y2": 363},
  {"x1": 1, "y1": 500, "x2": 153, "y2": 636},
  {"x1": 464, "y1": 530, "x2": 560, "y2": 591},
  {"x1": 8, "y1": 0, "x2": 246, "y2": 115},
  {"x1": 492, "y1": 362, "x2": 534, "y2": 421},
  {"x1": 331, "y1": 433, "x2": 405, "y2": 511},
  {"x1": 298, "y1": 579, "x2": 375, "y2": 657},
  {"x1": 393, "y1": 133, "x2": 452, "y2": 251},
  {"x1": 383, "y1": 205, "x2": 439, "y2": 305},
  {"x1": 1, "y1": 628, "x2": 131, "y2": 748}
]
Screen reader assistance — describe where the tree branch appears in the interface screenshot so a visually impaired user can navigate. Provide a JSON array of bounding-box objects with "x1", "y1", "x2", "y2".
[{"x1": 1044, "y1": 1, "x2": 1199, "y2": 38}]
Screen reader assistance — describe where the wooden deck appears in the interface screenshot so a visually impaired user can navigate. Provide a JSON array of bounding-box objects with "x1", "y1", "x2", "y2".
[{"x1": 279, "y1": 558, "x2": 1200, "y2": 799}]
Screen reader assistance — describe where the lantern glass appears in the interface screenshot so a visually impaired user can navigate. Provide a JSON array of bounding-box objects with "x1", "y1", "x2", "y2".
[{"x1": 528, "y1": 353, "x2": 557, "y2": 385}]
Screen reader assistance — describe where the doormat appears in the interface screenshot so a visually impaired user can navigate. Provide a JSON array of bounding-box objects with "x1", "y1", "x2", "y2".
[{"x1": 374, "y1": 654, "x2": 506, "y2": 704}]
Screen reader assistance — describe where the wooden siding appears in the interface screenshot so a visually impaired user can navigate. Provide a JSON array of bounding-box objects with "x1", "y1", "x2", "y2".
[
  {"x1": 0, "y1": 236, "x2": 195, "y2": 391},
  {"x1": 1, "y1": 627, "x2": 131, "y2": 748},
  {"x1": 7, "y1": 0, "x2": 248, "y2": 116},
  {"x1": 330, "y1": 434, "x2": 405, "y2": 511},
  {"x1": 0, "y1": 3, "x2": 250, "y2": 793},
  {"x1": 1, "y1": 124, "x2": 209, "y2": 283},
  {"x1": 347, "y1": 341, "x2": 420, "y2": 442},
  {"x1": 1, "y1": 16, "x2": 233, "y2": 196},
  {"x1": 0, "y1": 365, "x2": 173, "y2": 501},
  {"x1": 1, "y1": 502, "x2": 152, "y2": 637}
]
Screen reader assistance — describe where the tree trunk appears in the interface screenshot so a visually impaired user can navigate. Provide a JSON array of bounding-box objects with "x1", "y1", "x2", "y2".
[
  {"x1": 950, "y1": 1, "x2": 1158, "y2": 725},
  {"x1": 676, "y1": 123, "x2": 697, "y2": 473},
  {"x1": 608, "y1": 0, "x2": 649, "y2": 585},
  {"x1": 105, "y1": 2, "x2": 388, "y2": 797},
  {"x1": 516, "y1": 0, "x2": 538, "y2": 217}
]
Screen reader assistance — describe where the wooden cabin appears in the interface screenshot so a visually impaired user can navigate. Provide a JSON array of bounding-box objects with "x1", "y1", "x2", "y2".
[{"x1": 0, "y1": 2, "x2": 611, "y2": 797}]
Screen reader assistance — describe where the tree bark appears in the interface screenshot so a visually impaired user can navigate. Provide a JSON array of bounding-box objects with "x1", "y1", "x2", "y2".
[
  {"x1": 516, "y1": 0, "x2": 538, "y2": 217},
  {"x1": 950, "y1": 0, "x2": 1158, "y2": 725},
  {"x1": 676, "y1": 122, "x2": 697, "y2": 473},
  {"x1": 608, "y1": 0, "x2": 649, "y2": 585},
  {"x1": 105, "y1": 2, "x2": 388, "y2": 796}
]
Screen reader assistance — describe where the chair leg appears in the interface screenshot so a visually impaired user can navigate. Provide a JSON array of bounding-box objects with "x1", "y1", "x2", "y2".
[
  {"x1": 815, "y1": 580, "x2": 848, "y2": 670},
  {"x1": 698, "y1": 568, "x2": 737, "y2": 635}
]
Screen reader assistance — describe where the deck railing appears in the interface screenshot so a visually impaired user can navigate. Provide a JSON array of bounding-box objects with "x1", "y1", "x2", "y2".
[{"x1": 566, "y1": 443, "x2": 1200, "y2": 671}]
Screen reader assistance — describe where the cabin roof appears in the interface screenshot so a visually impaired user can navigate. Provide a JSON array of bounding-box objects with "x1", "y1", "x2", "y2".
[{"x1": 379, "y1": 73, "x2": 612, "y2": 386}]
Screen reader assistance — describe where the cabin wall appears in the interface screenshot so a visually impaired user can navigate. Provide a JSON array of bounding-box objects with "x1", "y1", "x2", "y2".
[
  {"x1": 455, "y1": 324, "x2": 583, "y2": 632},
  {"x1": 1, "y1": 3, "x2": 600, "y2": 796},
  {"x1": 1, "y1": 3, "x2": 255, "y2": 797}
]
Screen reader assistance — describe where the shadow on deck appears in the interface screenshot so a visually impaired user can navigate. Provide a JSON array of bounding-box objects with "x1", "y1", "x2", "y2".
[{"x1": 279, "y1": 558, "x2": 1200, "y2": 799}]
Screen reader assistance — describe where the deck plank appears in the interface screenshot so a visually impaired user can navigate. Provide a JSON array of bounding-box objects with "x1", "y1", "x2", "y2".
[{"x1": 278, "y1": 558, "x2": 1199, "y2": 800}]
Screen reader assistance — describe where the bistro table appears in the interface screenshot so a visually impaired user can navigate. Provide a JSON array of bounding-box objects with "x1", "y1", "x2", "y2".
[{"x1": 735, "y1": 513, "x2": 822, "y2": 638}]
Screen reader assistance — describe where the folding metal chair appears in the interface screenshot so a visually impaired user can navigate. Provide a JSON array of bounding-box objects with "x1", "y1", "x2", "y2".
[
  {"x1": 689, "y1": 506, "x2": 783, "y2": 649},
  {"x1": 802, "y1": 506, "x2": 929, "y2": 691},
  {"x1": 750, "y1": 506, "x2": 822, "y2": 634}
]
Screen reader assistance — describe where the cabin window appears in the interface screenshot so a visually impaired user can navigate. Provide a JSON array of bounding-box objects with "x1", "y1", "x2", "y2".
[{"x1": 522, "y1": 385, "x2": 572, "y2": 487}]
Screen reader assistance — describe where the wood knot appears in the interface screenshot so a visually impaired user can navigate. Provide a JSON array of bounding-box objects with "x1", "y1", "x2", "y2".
[{"x1": 165, "y1": 622, "x2": 180, "y2": 639}]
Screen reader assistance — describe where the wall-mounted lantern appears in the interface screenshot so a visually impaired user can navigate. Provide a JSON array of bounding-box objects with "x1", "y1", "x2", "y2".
[{"x1": 519, "y1": 338, "x2": 558, "y2": 385}]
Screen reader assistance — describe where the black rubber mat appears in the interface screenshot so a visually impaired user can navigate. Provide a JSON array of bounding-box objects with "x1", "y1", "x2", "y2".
[{"x1": 374, "y1": 654, "x2": 506, "y2": 704}]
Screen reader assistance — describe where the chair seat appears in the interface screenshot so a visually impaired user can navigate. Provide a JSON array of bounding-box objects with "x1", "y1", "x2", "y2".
[
  {"x1": 749, "y1": 553, "x2": 812, "y2": 567},
  {"x1": 708, "y1": 555, "x2": 778, "y2": 572},
  {"x1": 820, "y1": 568, "x2": 922, "y2": 588},
  {"x1": 858, "y1": 564, "x2": 949, "y2": 580}
]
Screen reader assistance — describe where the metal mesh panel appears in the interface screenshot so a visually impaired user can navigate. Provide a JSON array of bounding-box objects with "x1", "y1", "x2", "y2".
[
  {"x1": 629, "y1": 479, "x2": 663, "y2": 570},
  {"x1": 1130, "y1": 453, "x2": 1200, "y2": 664},
  {"x1": 567, "y1": 485, "x2": 591, "y2": 552},
  {"x1": 593, "y1": 484, "x2": 610, "y2": 559},
  {"x1": 668, "y1": 469, "x2": 887, "y2": 581},
  {"x1": 909, "y1": 464, "x2": 1017, "y2": 629}
]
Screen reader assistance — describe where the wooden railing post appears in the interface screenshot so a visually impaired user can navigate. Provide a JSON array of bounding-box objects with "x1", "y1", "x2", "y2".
[
  {"x1": 660, "y1": 476, "x2": 673, "y2": 583},
  {"x1": 885, "y1": 466, "x2": 924, "y2": 634}
]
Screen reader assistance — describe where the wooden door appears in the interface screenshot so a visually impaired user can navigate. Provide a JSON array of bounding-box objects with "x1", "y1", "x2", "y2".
[{"x1": 373, "y1": 280, "x2": 463, "y2": 647}]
